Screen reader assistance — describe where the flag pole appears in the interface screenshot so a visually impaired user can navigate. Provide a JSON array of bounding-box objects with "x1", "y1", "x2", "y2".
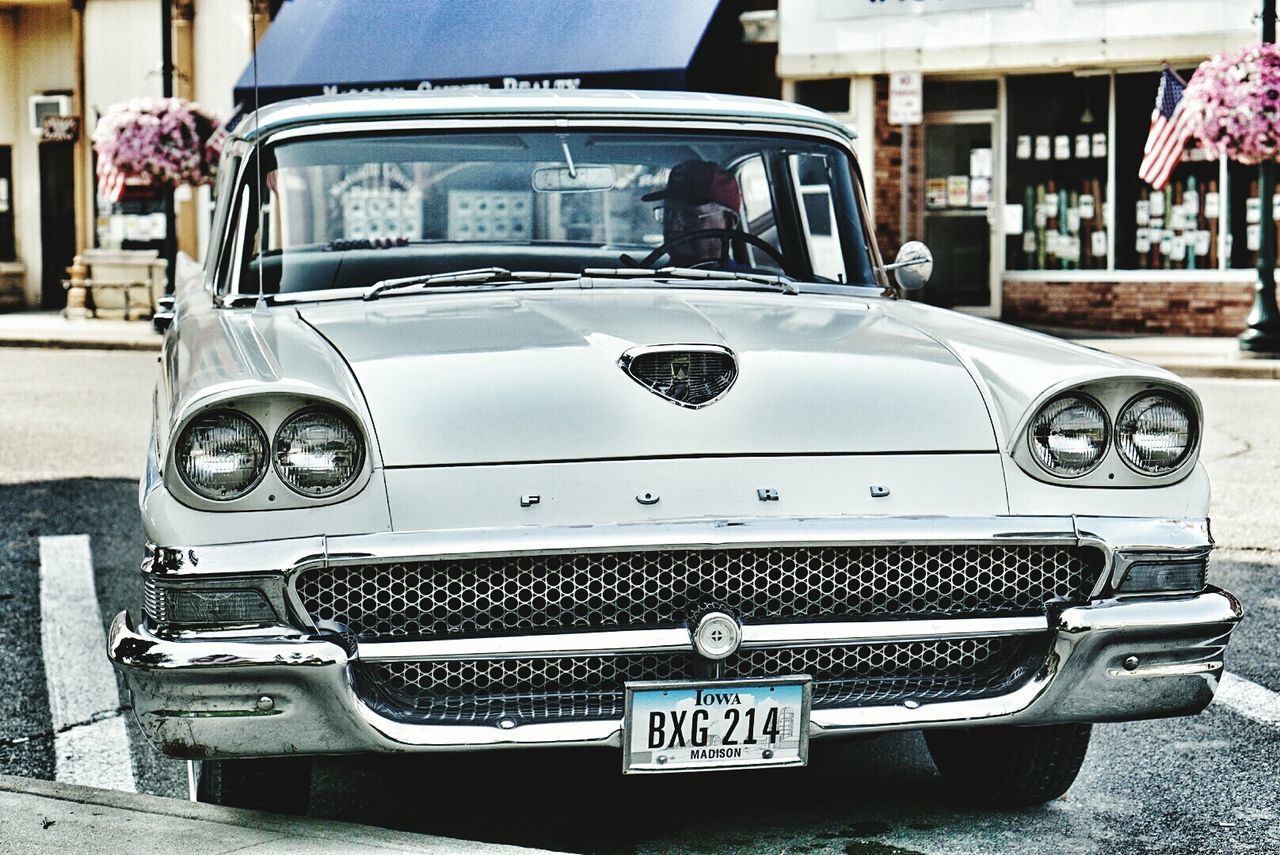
[{"x1": 1241, "y1": 0, "x2": 1280, "y2": 354}]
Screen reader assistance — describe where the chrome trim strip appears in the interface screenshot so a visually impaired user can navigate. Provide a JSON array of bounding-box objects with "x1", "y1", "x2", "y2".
[
  {"x1": 263, "y1": 118, "x2": 857, "y2": 151},
  {"x1": 353, "y1": 615, "x2": 1052, "y2": 663},
  {"x1": 738, "y1": 615, "x2": 1049, "y2": 649},
  {"x1": 359, "y1": 628, "x2": 693, "y2": 663},
  {"x1": 1106, "y1": 661, "x2": 1223, "y2": 679},
  {"x1": 146, "y1": 516, "x2": 1213, "y2": 578},
  {"x1": 320, "y1": 516, "x2": 1087, "y2": 568}
]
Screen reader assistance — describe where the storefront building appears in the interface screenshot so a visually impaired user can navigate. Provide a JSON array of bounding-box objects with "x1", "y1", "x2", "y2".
[
  {"x1": 0, "y1": 0, "x2": 265, "y2": 311},
  {"x1": 777, "y1": 0, "x2": 1257, "y2": 334},
  {"x1": 233, "y1": 0, "x2": 777, "y2": 108}
]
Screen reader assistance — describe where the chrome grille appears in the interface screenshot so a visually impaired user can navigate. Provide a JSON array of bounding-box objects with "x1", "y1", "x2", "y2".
[
  {"x1": 296, "y1": 545, "x2": 1102, "y2": 640},
  {"x1": 356, "y1": 636, "x2": 1045, "y2": 725}
]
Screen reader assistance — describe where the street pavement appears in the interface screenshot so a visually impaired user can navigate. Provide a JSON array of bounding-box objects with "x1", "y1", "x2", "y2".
[{"x1": 0, "y1": 346, "x2": 1277, "y2": 854}]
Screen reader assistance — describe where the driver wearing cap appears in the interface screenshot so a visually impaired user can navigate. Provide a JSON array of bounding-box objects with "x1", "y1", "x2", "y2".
[{"x1": 642, "y1": 160, "x2": 743, "y2": 268}]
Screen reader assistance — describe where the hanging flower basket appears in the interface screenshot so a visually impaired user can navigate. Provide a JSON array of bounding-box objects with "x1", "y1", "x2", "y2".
[
  {"x1": 1184, "y1": 43, "x2": 1280, "y2": 165},
  {"x1": 92, "y1": 97, "x2": 223, "y2": 188}
]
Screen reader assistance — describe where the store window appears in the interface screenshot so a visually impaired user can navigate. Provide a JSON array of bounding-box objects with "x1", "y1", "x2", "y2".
[
  {"x1": 1005, "y1": 73, "x2": 1110, "y2": 271},
  {"x1": 924, "y1": 80, "x2": 997, "y2": 113},
  {"x1": 1114, "y1": 69, "x2": 1224, "y2": 271},
  {"x1": 794, "y1": 78, "x2": 850, "y2": 114}
]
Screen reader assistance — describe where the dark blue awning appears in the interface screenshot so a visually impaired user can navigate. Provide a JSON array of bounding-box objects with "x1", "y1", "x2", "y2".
[{"x1": 234, "y1": 0, "x2": 723, "y2": 108}]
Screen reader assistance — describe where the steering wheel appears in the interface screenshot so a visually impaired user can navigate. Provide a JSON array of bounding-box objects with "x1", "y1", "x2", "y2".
[{"x1": 637, "y1": 228, "x2": 789, "y2": 272}]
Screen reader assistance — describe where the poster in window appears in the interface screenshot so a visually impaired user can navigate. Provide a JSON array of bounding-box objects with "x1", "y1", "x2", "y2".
[
  {"x1": 969, "y1": 176, "x2": 992, "y2": 207},
  {"x1": 969, "y1": 148, "x2": 993, "y2": 178},
  {"x1": 1091, "y1": 132, "x2": 1107, "y2": 158},
  {"x1": 946, "y1": 175, "x2": 970, "y2": 207},
  {"x1": 1091, "y1": 230, "x2": 1107, "y2": 258},
  {"x1": 926, "y1": 178, "x2": 948, "y2": 209},
  {"x1": 1194, "y1": 230, "x2": 1211, "y2": 257}
]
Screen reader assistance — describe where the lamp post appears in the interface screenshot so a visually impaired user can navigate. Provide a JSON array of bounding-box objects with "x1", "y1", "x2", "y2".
[
  {"x1": 160, "y1": 0, "x2": 176, "y2": 296},
  {"x1": 1241, "y1": 0, "x2": 1280, "y2": 354}
]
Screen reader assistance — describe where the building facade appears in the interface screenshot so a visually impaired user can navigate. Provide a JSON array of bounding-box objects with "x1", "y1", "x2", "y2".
[
  {"x1": 778, "y1": 0, "x2": 1258, "y2": 334},
  {"x1": 0, "y1": 0, "x2": 261, "y2": 310}
]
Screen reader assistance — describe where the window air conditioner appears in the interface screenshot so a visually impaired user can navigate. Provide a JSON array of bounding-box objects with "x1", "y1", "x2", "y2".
[{"x1": 29, "y1": 95, "x2": 73, "y2": 135}]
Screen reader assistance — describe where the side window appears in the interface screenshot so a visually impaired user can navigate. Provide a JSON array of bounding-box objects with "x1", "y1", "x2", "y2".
[
  {"x1": 735, "y1": 156, "x2": 783, "y2": 272},
  {"x1": 790, "y1": 153, "x2": 847, "y2": 282}
]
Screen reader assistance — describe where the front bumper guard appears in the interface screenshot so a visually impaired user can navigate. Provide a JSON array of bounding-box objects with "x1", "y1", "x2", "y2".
[{"x1": 108, "y1": 588, "x2": 1243, "y2": 759}]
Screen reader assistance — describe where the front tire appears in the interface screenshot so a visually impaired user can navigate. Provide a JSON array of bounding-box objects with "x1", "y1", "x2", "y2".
[
  {"x1": 195, "y1": 757, "x2": 313, "y2": 815},
  {"x1": 924, "y1": 723, "x2": 1092, "y2": 807}
]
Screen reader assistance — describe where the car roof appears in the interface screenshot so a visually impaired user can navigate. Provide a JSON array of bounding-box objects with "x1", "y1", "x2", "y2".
[{"x1": 233, "y1": 89, "x2": 856, "y2": 142}]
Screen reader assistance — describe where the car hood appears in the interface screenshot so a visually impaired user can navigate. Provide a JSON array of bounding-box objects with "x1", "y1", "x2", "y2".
[{"x1": 296, "y1": 290, "x2": 998, "y2": 467}]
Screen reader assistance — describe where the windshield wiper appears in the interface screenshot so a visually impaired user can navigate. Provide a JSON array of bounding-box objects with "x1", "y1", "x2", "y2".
[
  {"x1": 364, "y1": 268, "x2": 579, "y2": 301},
  {"x1": 583, "y1": 266, "x2": 800, "y2": 295}
]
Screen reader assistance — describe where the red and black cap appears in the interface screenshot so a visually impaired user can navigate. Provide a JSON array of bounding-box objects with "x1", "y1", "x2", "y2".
[{"x1": 641, "y1": 160, "x2": 742, "y2": 211}]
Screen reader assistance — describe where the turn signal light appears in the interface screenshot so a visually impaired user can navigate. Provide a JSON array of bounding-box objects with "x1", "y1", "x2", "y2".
[
  {"x1": 146, "y1": 584, "x2": 276, "y2": 626},
  {"x1": 1118, "y1": 560, "x2": 1206, "y2": 594}
]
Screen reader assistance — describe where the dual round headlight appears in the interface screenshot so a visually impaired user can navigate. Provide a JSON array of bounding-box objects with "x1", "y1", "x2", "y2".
[
  {"x1": 176, "y1": 406, "x2": 364, "y2": 501},
  {"x1": 1028, "y1": 391, "x2": 1196, "y2": 478}
]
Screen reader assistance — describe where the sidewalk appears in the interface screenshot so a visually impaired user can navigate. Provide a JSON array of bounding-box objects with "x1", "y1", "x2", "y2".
[
  {"x1": 0, "y1": 311, "x2": 161, "y2": 351},
  {"x1": 1, "y1": 309, "x2": 1279, "y2": 378},
  {"x1": 0, "y1": 775, "x2": 563, "y2": 855},
  {"x1": 1041, "y1": 328, "x2": 1280, "y2": 380}
]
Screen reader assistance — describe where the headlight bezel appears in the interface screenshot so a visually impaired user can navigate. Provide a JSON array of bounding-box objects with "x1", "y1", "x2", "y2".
[
  {"x1": 174, "y1": 408, "x2": 270, "y2": 501},
  {"x1": 272, "y1": 405, "x2": 366, "y2": 498},
  {"x1": 164, "y1": 394, "x2": 371, "y2": 511},
  {"x1": 1012, "y1": 379, "x2": 1202, "y2": 488}
]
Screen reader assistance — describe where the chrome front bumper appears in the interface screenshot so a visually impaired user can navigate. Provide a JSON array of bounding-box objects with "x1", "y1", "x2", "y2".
[{"x1": 107, "y1": 515, "x2": 1244, "y2": 759}]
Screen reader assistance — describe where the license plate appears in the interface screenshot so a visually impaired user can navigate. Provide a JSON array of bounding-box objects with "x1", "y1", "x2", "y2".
[{"x1": 622, "y1": 676, "x2": 812, "y2": 773}]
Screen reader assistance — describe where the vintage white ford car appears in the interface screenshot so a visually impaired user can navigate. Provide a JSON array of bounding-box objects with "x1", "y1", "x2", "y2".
[{"x1": 109, "y1": 90, "x2": 1240, "y2": 813}]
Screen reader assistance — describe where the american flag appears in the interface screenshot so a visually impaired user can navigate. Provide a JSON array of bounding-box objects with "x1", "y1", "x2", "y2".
[
  {"x1": 96, "y1": 159, "x2": 126, "y2": 204},
  {"x1": 1139, "y1": 68, "x2": 1193, "y2": 191}
]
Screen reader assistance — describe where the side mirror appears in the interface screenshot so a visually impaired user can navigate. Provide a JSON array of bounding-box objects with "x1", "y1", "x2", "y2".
[
  {"x1": 886, "y1": 241, "x2": 933, "y2": 292},
  {"x1": 152, "y1": 294, "x2": 175, "y2": 333}
]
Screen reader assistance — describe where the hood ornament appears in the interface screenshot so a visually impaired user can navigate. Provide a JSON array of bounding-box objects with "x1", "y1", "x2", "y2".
[{"x1": 619, "y1": 344, "x2": 738, "y2": 409}]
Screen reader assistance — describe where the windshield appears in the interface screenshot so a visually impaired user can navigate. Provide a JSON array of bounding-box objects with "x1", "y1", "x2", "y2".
[{"x1": 226, "y1": 129, "x2": 876, "y2": 296}]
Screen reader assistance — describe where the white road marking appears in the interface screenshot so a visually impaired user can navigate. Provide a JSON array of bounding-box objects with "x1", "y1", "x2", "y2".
[
  {"x1": 39, "y1": 534, "x2": 136, "y2": 792},
  {"x1": 1216, "y1": 671, "x2": 1280, "y2": 727}
]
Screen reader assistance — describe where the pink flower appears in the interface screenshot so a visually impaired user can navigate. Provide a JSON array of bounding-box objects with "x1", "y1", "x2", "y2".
[
  {"x1": 92, "y1": 97, "x2": 223, "y2": 187},
  {"x1": 1186, "y1": 44, "x2": 1280, "y2": 164}
]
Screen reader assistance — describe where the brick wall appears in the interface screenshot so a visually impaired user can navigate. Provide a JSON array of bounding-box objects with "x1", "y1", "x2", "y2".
[
  {"x1": 871, "y1": 75, "x2": 923, "y2": 262},
  {"x1": 1002, "y1": 277, "x2": 1255, "y2": 336}
]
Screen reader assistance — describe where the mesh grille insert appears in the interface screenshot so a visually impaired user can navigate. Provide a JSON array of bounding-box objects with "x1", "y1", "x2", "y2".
[
  {"x1": 296, "y1": 545, "x2": 1102, "y2": 640},
  {"x1": 624, "y1": 349, "x2": 737, "y2": 406},
  {"x1": 356, "y1": 635, "x2": 1047, "y2": 725}
]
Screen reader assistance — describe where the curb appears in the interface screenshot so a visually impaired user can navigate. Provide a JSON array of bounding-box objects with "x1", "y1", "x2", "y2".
[
  {"x1": 0, "y1": 337, "x2": 161, "y2": 352},
  {"x1": 0, "y1": 774, "x2": 565, "y2": 854},
  {"x1": 1142, "y1": 362, "x2": 1280, "y2": 380}
]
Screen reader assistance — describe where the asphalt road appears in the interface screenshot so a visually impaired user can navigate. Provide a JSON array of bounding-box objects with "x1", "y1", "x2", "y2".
[{"x1": 0, "y1": 346, "x2": 1276, "y2": 854}]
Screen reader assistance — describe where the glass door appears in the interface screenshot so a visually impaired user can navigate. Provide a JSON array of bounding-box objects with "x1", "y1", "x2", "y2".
[{"x1": 922, "y1": 112, "x2": 998, "y2": 312}]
